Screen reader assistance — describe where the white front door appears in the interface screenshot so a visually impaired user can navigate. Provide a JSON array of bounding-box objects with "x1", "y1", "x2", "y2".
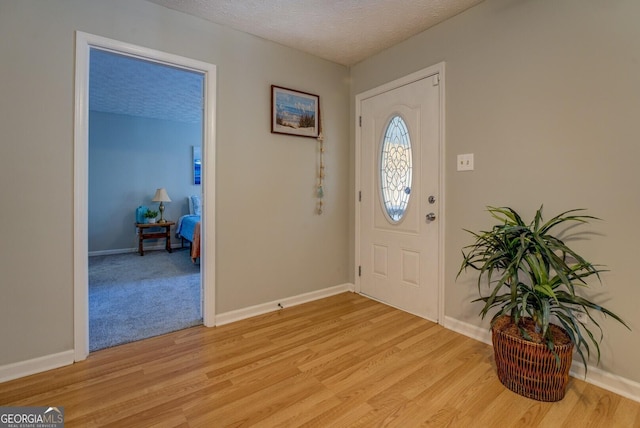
[{"x1": 358, "y1": 73, "x2": 441, "y2": 321}]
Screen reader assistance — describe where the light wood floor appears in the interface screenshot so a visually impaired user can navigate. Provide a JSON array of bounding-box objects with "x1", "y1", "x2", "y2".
[{"x1": 1, "y1": 292, "x2": 638, "y2": 427}]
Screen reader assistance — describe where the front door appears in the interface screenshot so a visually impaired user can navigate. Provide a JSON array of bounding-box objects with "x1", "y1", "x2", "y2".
[{"x1": 359, "y1": 74, "x2": 441, "y2": 321}]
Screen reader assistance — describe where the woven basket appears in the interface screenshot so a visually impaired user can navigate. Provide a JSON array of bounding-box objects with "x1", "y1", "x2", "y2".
[{"x1": 491, "y1": 316, "x2": 574, "y2": 402}]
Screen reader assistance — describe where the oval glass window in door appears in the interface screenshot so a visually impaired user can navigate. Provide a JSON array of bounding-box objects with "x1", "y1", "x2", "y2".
[{"x1": 379, "y1": 115, "x2": 412, "y2": 222}]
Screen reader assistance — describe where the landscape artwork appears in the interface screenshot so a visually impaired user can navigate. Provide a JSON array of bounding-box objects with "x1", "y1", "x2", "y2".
[
  {"x1": 193, "y1": 146, "x2": 201, "y2": 185},
  {"x1": 271, "y1": 85, "x2": 320, "y2": 138}
]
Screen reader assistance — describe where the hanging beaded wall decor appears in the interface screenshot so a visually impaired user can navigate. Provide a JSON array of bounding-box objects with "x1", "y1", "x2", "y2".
[{"x1": 317, "y1": 131, "x2": 325, "y2": 214}]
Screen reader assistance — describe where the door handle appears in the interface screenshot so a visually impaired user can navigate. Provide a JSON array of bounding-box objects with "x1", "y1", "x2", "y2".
[{"x1": 426, "y1": 212, "x2": 436, "y2": 222}]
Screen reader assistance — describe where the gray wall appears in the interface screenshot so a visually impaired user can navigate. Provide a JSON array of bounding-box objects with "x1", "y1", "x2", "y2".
[
  {"x1": 0, "y1": 0, "x2": 350, "y2": 365},
  {"x1": 89, "y1": 111, "x2": 201, "y2": 252},
  {"x1": 351, "y1": 0, "x2": 640, "y2": 384}
]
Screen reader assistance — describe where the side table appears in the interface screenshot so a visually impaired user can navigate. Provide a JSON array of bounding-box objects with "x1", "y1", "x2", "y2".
[{"x1": 135, "y1": 221, "x2": 175, "y2": 256}]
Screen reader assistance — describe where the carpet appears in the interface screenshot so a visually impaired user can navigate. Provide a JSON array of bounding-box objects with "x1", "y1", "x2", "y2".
[{"x1": 89, "y1": 248, "x2": 202, "y2": 352}]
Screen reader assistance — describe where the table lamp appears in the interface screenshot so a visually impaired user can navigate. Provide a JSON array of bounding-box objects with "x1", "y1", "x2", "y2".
[{"x1": 152, "y1": 188, "x2": 171, "y2": 223}]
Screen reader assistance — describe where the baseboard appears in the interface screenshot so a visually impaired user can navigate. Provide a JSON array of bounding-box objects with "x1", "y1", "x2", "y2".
[
  {"x1": 89, "y1": 248, "x2": 137, "y2": 256},
  {"x1": 1, "y1": 284, "x2": 354, "y2": 383},
  {"x1": 0, "y1": 350, "x2": 74, "y2": 383},
  {"x1": 8, "y1": 294, "x2": 635, "y2": 403},
  {"x1": 442, "y1": 316, "x2": 640, "y2": 403},
  {"x1": 570, "y1": 362, "x2": 640, "y2": 403},
  {"x1": 89, "y1": 243, "x2": 185, "y2": 257},
  {"x1": 215, "y1": 283, "x2": 355, "y2": 326},
  {"x1": 443, "y1": 315, "x2": 492, "y2": 346}
]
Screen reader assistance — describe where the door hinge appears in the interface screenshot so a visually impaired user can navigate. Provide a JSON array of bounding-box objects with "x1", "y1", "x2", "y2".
[
  {"x1": 432, "y1": 74, "x2": 440, "y2": 86},
  {"x1": 359, "y1": 116, "x2": 362, "y2": 127},
  {"x1": 358, "y1": 191, "x2": 362, "y2": 202},
  {"x1": 358, "y1": 266, "x2": 362, "y2": 277}
]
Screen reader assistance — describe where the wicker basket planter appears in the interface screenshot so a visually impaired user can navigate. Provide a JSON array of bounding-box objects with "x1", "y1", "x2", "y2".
[{"x1": 491, "y1": 316, "x2": 574, "y2": 402}]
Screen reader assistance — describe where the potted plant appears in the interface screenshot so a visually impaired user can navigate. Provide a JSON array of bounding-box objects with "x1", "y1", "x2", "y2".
[
  {"x1": 457, "y1": 206, "x2": 629, "y2": 401},
  {"x1": 144, "y1": 209, "x2": 159, "y2": 224}
]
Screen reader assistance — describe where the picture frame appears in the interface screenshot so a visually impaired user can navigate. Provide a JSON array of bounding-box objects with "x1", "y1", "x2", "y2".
[
  {"x1": 193, "y1": 146, "x2": 201, "y2": 185},
  {"x1": 271, "y1": 85, "x2": 320, "y2": 138}
]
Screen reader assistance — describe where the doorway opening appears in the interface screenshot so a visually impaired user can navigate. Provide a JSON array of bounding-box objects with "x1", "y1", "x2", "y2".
[
  {"x1": 74, "y1": 32, "x2": 217, "y2": 361},
  {"x1": 87, "y1": 48, "x2": 204, "y2": 351}
]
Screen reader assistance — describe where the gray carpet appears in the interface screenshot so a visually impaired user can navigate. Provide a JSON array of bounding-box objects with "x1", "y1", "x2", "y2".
[{"x1": 89, "y1": 248, "x2": 202, "y2": 352}]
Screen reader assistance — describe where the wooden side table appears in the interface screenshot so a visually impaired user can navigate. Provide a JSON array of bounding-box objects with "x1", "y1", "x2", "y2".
[{"x1": 135, "y1": 221, "x2": 175, "y2": 256}]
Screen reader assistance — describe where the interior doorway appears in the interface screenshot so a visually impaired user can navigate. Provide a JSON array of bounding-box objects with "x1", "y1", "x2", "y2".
[
  {"x1": 355, "y1": 64, "x2": 445, "y2": 323},
  {"x1": 87, "y1": 48, "x2": 204, "y2": 351},
  {"x1": 74, "y1": 32, "x2": 217, "y2": 361}
]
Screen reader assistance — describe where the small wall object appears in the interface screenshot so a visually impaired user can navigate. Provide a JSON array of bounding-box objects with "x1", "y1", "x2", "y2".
[
  {"x1": 136, "y1": 205, "x2": 148, "y2": 224},
  {"x1": 271, "y1": 85, "x2": 320, "y2": 138},
  {"x1": 193, "y1": 146, "x2": 201, "y2": 185},
  {"x1": 316, "y1": 132, "x2": 325, "y2": 214}
]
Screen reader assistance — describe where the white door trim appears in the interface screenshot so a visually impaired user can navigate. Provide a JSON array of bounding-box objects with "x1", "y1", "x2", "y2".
[
  {"x1": 355, "y1": 63, "x2": 446, "y2": 323},
  {"x1": 73, "y1": 32, "x2": 217, "y2": 361}
]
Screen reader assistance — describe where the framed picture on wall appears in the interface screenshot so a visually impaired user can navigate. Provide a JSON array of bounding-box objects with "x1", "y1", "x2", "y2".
[
  {"x1": 193, "y1": 146, "x2": 201, "y2": 185},
  {"x1": 271, "y1": 85, "x2": 320, "y2": 138}
]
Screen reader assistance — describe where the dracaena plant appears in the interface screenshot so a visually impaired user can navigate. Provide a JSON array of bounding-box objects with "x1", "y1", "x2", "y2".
[{"x1": 457, "y1": 205, "x2": 629, "y2": 371}]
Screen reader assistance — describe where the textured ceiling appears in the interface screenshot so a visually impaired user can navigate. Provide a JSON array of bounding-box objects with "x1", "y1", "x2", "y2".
[
  {"x1": 91, "y1": 1, "x2": 486, "y2": 122},
  {"x1": 146, "y1": 0, "x2": 486, "y2": 66},
  {"x1": 90, "y1": 49, "x2": 204, "y2": 123}
]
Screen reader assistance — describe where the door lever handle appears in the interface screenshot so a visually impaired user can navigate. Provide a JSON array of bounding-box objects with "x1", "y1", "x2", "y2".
[{"x1": 426, "y1": 212, "x2": 436, "y2": 222}]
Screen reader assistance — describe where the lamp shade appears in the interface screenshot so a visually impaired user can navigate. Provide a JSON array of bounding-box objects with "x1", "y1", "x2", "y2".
[{"x1": 152, "y1": 188, "x2": 171, "y2": 202}]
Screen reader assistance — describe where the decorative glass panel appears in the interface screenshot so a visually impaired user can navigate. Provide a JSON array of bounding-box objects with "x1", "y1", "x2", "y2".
[{"x1": 380, "y1": 115, "x2": 412, "y2": 222}]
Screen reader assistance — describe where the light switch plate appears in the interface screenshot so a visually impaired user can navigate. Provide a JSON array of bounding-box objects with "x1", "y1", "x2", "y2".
[{"x1": 457, "y1": 153, "x2": 474, "y2": 171}]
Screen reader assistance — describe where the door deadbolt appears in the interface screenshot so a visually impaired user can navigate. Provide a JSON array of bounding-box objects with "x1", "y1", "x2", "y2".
[{"x1": 428, "y1": 196, "x2": 436, "y2": 204}]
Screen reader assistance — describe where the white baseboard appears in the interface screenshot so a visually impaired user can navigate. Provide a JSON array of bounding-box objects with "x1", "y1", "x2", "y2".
[
  {"x1": 442, "y1": 316, "x2": 640, "y2": 403},
  {"x1": 570, "y1": 362, "x2": 640, "y2": 403},
  {"x1": 0, "y1": 284, "x2": 354, "y2": 383},
  {"x1": 443, "y1": 315, "x2": 492, "y2": 346},
  {"x1": 89, "y1": 248, "x2": 136, "y2": 256},
  {"x1": 0, "y1": 350, "x2": 74, "y2": 383},
  {"x1": 89, "y1": 243, "x2": 185, "y2": 257},
  {"x1": 0, "y1": 283, "x2": 354, "y2": 383},
  {"x1": 8, "y1": 292, "x2": 636, "y2": 403},
  {"x1": 216, "y1": 283, "x2": 355, "y2": 326}
]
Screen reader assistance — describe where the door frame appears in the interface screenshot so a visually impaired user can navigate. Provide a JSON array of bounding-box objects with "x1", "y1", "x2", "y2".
[
  {"x1": 354, "y1": 63, "x2": 446, "y2": 323},
  {"x1": 73, "y1": 32, "x2": 217, "y2": 361}
]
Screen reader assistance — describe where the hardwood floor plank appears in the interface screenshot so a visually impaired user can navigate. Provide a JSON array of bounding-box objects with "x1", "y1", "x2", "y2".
[
  {"x1": 408, "y1": 350, "x2": 493, "y2": 410},
  {"x1": 186, "y1": 374, "x2": 324, "y2": 427},
  {"x1": 612, "y1": 397, "x2": 640, "y2": 427},
  {"x1": 0, "y1": 292, "x2": 638, "y2": 427},
  {"x1": 256, "y1": 387, "x2": 341, "y2": 427}
]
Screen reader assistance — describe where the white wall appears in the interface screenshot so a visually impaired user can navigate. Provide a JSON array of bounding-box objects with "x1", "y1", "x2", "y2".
[
  {"x1": 0, "y1": 0, "x2": 350, "y2": 366},
  {"x1": 351, "y1": 0, "x2": 640, "y2": 385}
]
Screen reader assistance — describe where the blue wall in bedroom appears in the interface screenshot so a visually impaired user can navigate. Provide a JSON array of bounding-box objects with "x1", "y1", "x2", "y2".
[{"x1": 88, "y1": 111, "x2": 202, "y2": 253}]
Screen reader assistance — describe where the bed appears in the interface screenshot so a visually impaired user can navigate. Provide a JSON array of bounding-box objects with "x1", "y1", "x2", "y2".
[{"x1": 176, "y1": 195, "x2": 202, "y2": 262}]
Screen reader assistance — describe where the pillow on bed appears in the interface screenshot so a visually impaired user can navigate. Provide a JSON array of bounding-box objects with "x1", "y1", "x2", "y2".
[{"x1": 191, "y1": 195, "x2": 202, "y2": 216}]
